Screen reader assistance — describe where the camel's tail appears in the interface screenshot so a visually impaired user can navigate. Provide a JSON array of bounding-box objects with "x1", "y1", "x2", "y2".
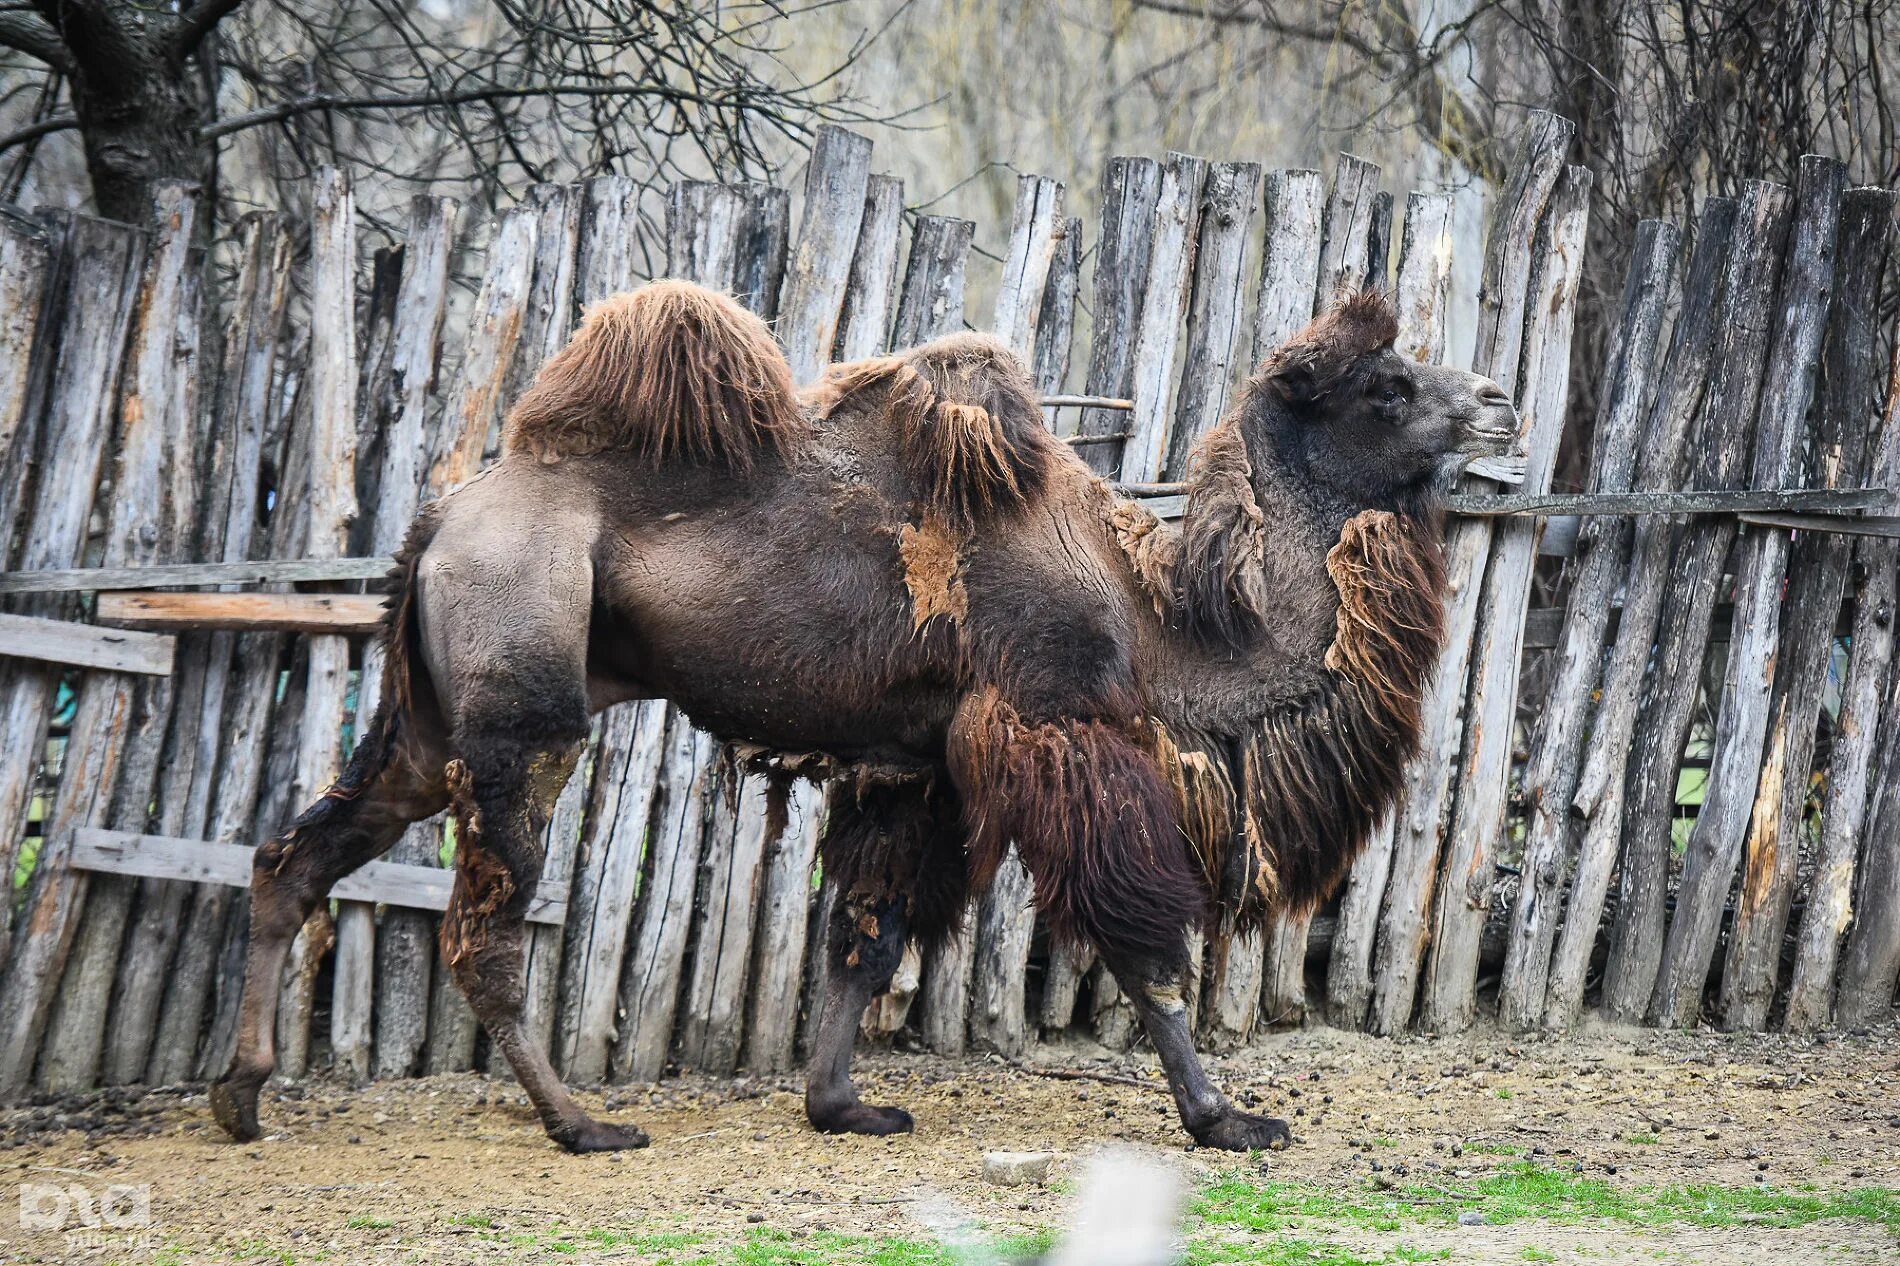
[
  {"x1": 503, "y1": 279, "x2": 806, "y2": 468},
  {"x1": 814, "y1": 333, "x2": 1061, "y2": 531}
]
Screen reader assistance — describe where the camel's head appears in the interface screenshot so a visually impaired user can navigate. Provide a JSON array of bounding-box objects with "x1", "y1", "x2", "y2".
[{"x1": 1251, "y1": 291, "x2": 1519, "y2": 504}]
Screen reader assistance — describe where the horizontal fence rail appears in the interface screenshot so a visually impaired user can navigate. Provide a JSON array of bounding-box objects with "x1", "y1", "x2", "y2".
[{"x1": 0, "y1": 118, "x2": 1896, "y2": 1103}]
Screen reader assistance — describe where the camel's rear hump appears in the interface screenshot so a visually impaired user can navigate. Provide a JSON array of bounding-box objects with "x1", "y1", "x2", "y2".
[{"x1": 504, "y1": 280, "x2": 806, "y2": 468}]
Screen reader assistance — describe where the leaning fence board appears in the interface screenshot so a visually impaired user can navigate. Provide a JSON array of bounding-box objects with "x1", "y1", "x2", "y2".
[
  {"x1": 1731, "y1": 184, "x2": 1891, "y2": 1031},
  {"x1": 1602, "y1": 179, "x2": 1794, "y2": 1024},
  {"x1": 778, "y1": 125, "x2": 872, "y2": 383},
  {"x1": 891, "y1": 216, "x2": 974, "y2": 352},
  {"x1": 5, "y1": 184, "x2": 201, "y2": 1096},
  {"x1": 0, "y1": 214, "x2": 145, "y2": 974},
  {"x1": 1163, "y1": 160, "x2": 1260, "y2": 480},
  {"x1": 0, "y1": 208, "x2": 50, "y2": 536},
  {"x1": 1497, "y1": 217, "x2": 1677, "y2": 1031},
  {"x1": 146, "y1": 214, "x2": 296, "y2": 1085},
  {"x1": 676, "y1": 771, "x2": 772, "y2": 1074},
  {"x1": 1785, "y1": 191, "x2": 1900, "y2": 1030},
  {"x1": 1423, "y1": 164, "x2": 1591, "y2": 1035},
  {"x1": 1324, "y1": 190, "x2": 1455, "y2": 1033},
  {"x1": 1367, "y1": 110, "x2": 1574, "y2": 1036},
  {"x1": 65, "y1": 830, "x2": 566, "y2": 922},
  {"x1": 0, "y1": 613, "x2": 174, "y2": 675},
  {"x1": 1075, "y1": 156, "x2": 1164, "y2": 474},
  {"x1": 1653, "y1": 159, "x2": 1842, "y2": 1029},
  {"x1": 277, "y1": 166, "x2": 361, "y2": 1078},
  {"x1": 833, "y1": 174, "x2": 905, "y2": 362},
  {"x1": 1119, "y1": 153, "x2": 1209, "y2": 483},
  {"x1": 97, "y1": 591, "x2": 385, "y2": 633},
  {"x1": 743, "y1": 787, "x2": 824, "y2": 1071},
  {"x1": 1034, "y1": 219, "x2": 1084, "y2": 429}
]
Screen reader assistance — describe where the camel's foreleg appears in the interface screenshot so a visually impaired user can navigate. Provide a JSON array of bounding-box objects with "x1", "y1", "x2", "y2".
[
  {"x1": 211, "y1": 708, "x2": 448, "y2": 1142},
  {"x1": 442, "y1": 721, "x2": 646, "y2": 1153},
  {"x1": 803, "y1": 780, "x2": 966, "y2": 1136}
]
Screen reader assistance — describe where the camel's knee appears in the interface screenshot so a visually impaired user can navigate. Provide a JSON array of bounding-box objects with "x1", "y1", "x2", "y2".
[
  {"x1": 440, "y1": 832, "x2": 531, "y2": 1015},
  {"x1": 948, "y1": 689, "x2": 1207, "y2": 973}
]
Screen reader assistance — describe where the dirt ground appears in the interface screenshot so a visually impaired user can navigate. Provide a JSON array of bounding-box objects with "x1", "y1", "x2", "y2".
[{"x1": 3, "y1": 1021, "x2": 1897, "y2": 1264}]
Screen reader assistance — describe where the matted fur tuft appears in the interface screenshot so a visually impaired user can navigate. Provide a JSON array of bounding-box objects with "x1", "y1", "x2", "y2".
[
  {"x1": 1182, "y1": 508, "x2": 1447, "y2": 927},
  {"x1": 1174, "y1": 426, "x2": 1269, "y2": 650},
  {"x1": 1255, "y1": 289, "x2": 1401, "y2": 401},
  {"x1": 950, "y1": 689, "x2": 1208, "y2": 972},
  {"x1": 817, "y1": 333, "x2": 1060, "y2": 530},
  {"x1": 504, "y1": 280, "x2": 806, "y2": 468}
]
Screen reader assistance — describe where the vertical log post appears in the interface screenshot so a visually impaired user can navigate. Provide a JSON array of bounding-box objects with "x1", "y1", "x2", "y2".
[
  {"x1": 1324, "y1": 189, "x2": 1454, "y2": 1031},
  {"x1": 1368, "y1": 110, "x2": 1573, "y2": 1035},
  {"x1": 1653, "y1": 157, "x2": 1843, "y2": 1030},
  {"x1": 11, "y1": 186, "x2": 201, "y2": 1095},
  {"x1": 1543, "y1": 202, "x2": 1739, "y2": 1029},
  {"x1": 1600, "y1": 180, "x2": 1795, "y2": 1023},
  {"x1": 1074, "y1": 157, "x2": 1163, "y2": 476},
  {"x1": 1163, "y1": 160, "x2": 1260, "y2": 480},
  {"x1": 1497, "y1": 219, "x2": 1678, "y2": 1031},
  {"x1": 1785, "y1": 189, "x2": 1900, "y2": 1029},
  {"x1": 1118, "y1": 153, "x2": 1209, "y2": 484}
]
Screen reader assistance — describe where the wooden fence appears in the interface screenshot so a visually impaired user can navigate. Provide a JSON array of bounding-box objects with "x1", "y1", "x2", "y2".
[{"x1": 0, "y1": 114, "x2": 1896, "y2": 1101}]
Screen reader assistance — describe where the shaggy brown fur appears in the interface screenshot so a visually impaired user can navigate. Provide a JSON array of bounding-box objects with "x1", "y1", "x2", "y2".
[
  {"x1": 504, "y1": 281, "x2": 806, "y2": 467},
  {"x1": 815, "y1": 333, "x2": 1061, "y2": 530},
  {"x1": 215, "y1": 280, "x2": 1515, "y2": 1158}
]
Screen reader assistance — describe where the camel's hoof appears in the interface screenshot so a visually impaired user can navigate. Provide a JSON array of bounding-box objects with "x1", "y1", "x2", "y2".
[
  {"x1": 1190, "y1": 1109, "x2": 1292, "y2": 1152},
  {"x1": 209, "y1": 1079, "x2": 261, "y2": 1143},
  {"x1": 809, "y1": 1101, "x2": 915, "y2": 1137},
  {"x1": 557, "y1": 1119, "x2": 650, "y2": 1153}
]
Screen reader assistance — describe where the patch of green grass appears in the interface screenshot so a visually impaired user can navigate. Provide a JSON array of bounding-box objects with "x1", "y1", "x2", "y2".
[
  {"x1": 1625, "y1": 1133, "x2": 1660, "y2": 1145},
  {"x1": 1371, "y1": 1137, "x2": 1398, "y2": 1149},
  {"x1": 343, "y1": 1214, "x2": 392, "y2": 1230},
  {"x1": 447, "y1": 1212, "x2": 494, "y2": 1229},
  {"x1": 1520, "y1": 1250, "x2": 1556, "y2": 1262},
  {"x1": 1464, "y1": 1142, "x2": 1520, "y2": 1155},
  {"x1": 1493, "y1": 1088, "x2": 1515, "y2": 1100}
]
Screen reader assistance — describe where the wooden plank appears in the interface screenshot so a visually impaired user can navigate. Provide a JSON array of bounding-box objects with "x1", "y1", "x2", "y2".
[
  {"x1": 833, "y1": 175, "x2": 904, "y2": 361},
  {"x1": 1600, "y1": 179, "x2": 1795, "y2": 1023},
  {"x1": 1367, "y1": 110, "x2": 1573, "y2": 1036},
  {"x1": 992, "y1": 175, "x2": 1066, "y2": 359},
  {"x1": 1448, "y1": 488, "x2": 1891, "y2": 516},
  {"x1": 427, "y1": 205, "x2": 536, "y2": 497},
  {"x1": 606, "y1": 713, "x2": 714, "y2": 1082},
  {"x1": 575, "y1": 174, "x2": 641, "y2": 309},
  {"x1": 0, "y1": 214, "x2": 145, "y2": 979},
  {"x1": 676, "y1": 769, "x2": 772, "y2": 1074},
  {"x1": 1545, "y1": 199, "x2": 1735, "y2": 1025},
  {"x1": 1324, "y1": 190, "x2": 1457, "y2": 1033},
  {"x1": 1314, "y1": 154, "x2": 1383, "y2": 307},
  {"x1": 1365, "y1": 190, "x2": 1394, "y2": 288},
  {"x1": 1034, "y1": 218, "x2": 1084, "y2": 429},
  {"x1": 1651, "y1": 157, "x2": 1846, "y2": 1030},
  {"x1": 890, "y1": 216, "x2": 973, "y2": 349},
  {"x1": 1497, "y1": 218, "x2": 1678, "y2": 1032},
  {"x1": 97, "y1": 591, "x2": 386, "y2": 633},
  {"x1": 1786, "y1": 189, "x2": 1900, "y2": 1031},
  {"x1": 778, "y1": 125, "x2": 872, "y2": 383},
  {"x1": 0, "y1": 556, "x2": 396, "y2": 593},
  {"x1": 743, "y1": 782, "x2": 823, "y2": 1071},
  {"x1": 0, "y1": 612, "x2": 174, "y2": 675},
  {"x1": 145, "y1": 213, "x2": 295, "y2": 1086},
  {"x1": 6, "y1": 184, "x2": 200, "y2": 1097},
  {"x1": 500, "y1": 183, "x2": 582, "y2": 456},
  {"x1": 1836, "y1": 648, "x2": 1900, "y2": 1025},
  {"x1": 1119, "y1": 153, "x2": 1209, "y2": 484},
  {"x1": 65, "y1": 830, "x2": 565, "y2": 922},
  {"x1": 338, "y1": 196, "x2": 458, "y2": 1082},
  {"x1": 1735, "y1": 511, "x2": 1900, "y2": 537},
  {"x1": 277, "y1": 165, "x2": 360, "y2": 1079},
  {"x1": 0, "y1": 208, "x2": 51, "y2": 549},
  {"x1": 1424, "y1": 165, "x2": 1593, "y2": 1034},
  {"x1": 1076, "y1": 157, "x2": 1164, "y2": 475},
  {"x1": 1249, "y1": 169, "x2": 1326, "y2": 364},
  {"x1": 1163, "y1": 160, "x2": 1260, "y2": 480}
]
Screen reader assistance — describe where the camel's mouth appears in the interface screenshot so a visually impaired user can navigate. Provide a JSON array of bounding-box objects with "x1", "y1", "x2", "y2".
[{"x1": 1458, "y1": 420, "x2": 1525, "y2": 484}]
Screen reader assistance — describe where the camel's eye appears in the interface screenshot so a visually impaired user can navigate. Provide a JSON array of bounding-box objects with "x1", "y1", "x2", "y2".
[{"x1": 1373, "y1": 381, "x2": 1407, "y2": 415}]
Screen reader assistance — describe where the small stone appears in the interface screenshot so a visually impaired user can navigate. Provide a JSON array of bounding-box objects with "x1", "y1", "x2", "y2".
[
  {"x1": 1457, "y1": 1211, "x2": 1487, "y2": 1227},
  {"x1": 746, "y1": 1213, "x2": 765, "y2": 1224},
  {"x1": 983, "y1": 1151, "x2": 1055, "y2": 1187}
]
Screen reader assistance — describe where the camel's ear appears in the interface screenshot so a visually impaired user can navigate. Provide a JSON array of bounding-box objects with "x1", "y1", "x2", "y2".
[
  {"x1": 1258, "y1": 290, "x2": 1399, "y2": 408},
  {"x1": 1265, "y1": 353, "x2": 1326, "y2": 405}
]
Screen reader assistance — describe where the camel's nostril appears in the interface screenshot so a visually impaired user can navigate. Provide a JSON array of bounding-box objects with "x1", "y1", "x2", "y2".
[{"x1": 1477, "y1": 382, "x2": 1511, "y2": 408}]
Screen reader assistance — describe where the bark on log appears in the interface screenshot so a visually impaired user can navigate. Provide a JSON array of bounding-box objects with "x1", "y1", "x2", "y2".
[
  {"x1": 675, "y1": 769, "x2": 771, "y2": 1074},
  {"x1": 834, "y1": 175, "x2": 904, "y2": 362},
  {"x1": 1119, "y1": 153, "x2": 1208, "y2": 484},
  {"x1": 1076, "y1": 157, "x2": 1163, "y2": 475},
  {"x1": 0, "y1": 215, "x2": 145, "y2": 983},
  {"x1": 1600, "y1": 181, "x2": 1794, "y2": 1023},
  {"x1": 891, "y1": 216, "x2": 973, "y2": 352},
  {"x1": 1786, "y1": 192, "x2": 1900, "y2": 1030},
  {"x1": 1163, "y1": 161, "x2": 1260, "y2": 480},
  {"x1": 1034, "y1": 217, "x2": 1083, "y2": 430},
  {"x1": 5, "y1": 186, "x2": 200, "y2": 1097},
  {"x1": 1498, "y1": 219, "x2": 1678, "y2": 1031},
  {"x1": 0, "y1": 208, "x2": 51, "y2": 554},
  {"x1": 1654, "y1": 158, "x2": 1843, "y2": 1030},
  {"x1": 744, "y1": 783, "x2": 823, "y2": 1071},
  {"x1": 1729, "y1": 187, "x2": 1892, "y2": 1030},
  {"x1": 778, "y1": 125, "x2": 872, "y2": 384},
  {"x1": 1368, "y1": 111, "x2": 1573, "y2": 1035},
  {"x1": 1314, "y1": 154, "x2": 1382, "y2": 308},
  {"x1": 1835, "y1": 628, "x2": 1900, "y2": 1026},
  {"x1": 1422, "y1": 165, "x2": 1592, "y2": 1035}
]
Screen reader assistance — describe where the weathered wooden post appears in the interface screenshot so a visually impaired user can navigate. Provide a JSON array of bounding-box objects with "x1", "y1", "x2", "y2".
[
  {"x1": 1653, "y1": 156, "x2": 1843, "y2": 1030},
  {"x1": 1072, "y1": 157, "x2": 1162, "y2": 476},
  {"x1": 1599, "y1": 179, "x2": 1793, "y2": 1024},
  {"x1": 1497, "y1": 219, "x2": 1679, "y2": 1031}
]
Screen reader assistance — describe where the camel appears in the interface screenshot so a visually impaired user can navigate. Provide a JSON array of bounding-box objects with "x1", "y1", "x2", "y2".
[{"x1": 209, "y1": 281, "x2": 1516, "y2": 1154}]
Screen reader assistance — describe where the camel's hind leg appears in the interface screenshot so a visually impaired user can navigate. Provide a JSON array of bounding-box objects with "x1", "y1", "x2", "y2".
[
  {"x1": 211, "y1": 710, "x2": 449, "y2": 1142},
  {"x1": 804, "y1": 780, "x2": 966, "y2": 1136}
]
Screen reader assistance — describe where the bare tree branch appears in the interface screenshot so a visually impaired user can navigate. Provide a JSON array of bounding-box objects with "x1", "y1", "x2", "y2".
[
  {"x1": 0, "y1": 110, "x2": 75, "y2": 154},
  {"x1": 167, "y1": 0, "x2": 248, "y2": 65},
  {"x1": 0, "y1": 11, "x2": 69, "y2": 70}
]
